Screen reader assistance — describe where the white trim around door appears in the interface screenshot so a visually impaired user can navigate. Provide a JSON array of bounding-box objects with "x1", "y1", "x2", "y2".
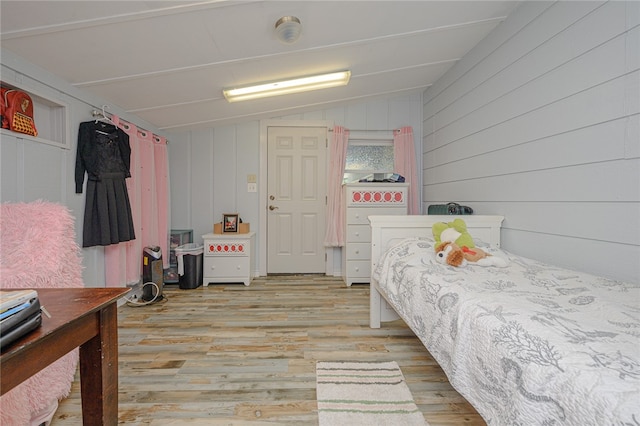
[{"x1": 259, "y1": 119, "x2": 334, "y2": 277}]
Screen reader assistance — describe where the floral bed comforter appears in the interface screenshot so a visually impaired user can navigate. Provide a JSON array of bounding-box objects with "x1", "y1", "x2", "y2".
[{"x1": 372, "y1": 237, "x2": 640, "y2": 425}]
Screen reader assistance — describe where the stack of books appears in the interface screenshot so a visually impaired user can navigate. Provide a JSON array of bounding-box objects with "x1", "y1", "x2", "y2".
[{"x1": 0, "y1": 289, "x2": 42, "y2": 350}]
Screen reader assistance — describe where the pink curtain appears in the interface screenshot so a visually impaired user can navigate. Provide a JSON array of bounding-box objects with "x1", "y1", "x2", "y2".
[
  {"x1": 104, "y1": 116, "x2": 169, "y2": 287},
  {"x1": 394, "y1": 126, "x2": 419, "y2": 214},
  {"x1": 324, "y1": 125, "x2": 350, "y2": 247}
]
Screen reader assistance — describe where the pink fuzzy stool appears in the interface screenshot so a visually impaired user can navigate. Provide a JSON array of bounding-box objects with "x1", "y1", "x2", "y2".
[{"x1": 0, "y1": 201, "x2": 84, "y2": 425}]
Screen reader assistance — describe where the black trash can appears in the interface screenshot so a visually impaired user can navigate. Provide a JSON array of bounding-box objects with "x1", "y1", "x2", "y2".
[{"x1": 175, "y1": 243, "x2": 203, "y2": 289}]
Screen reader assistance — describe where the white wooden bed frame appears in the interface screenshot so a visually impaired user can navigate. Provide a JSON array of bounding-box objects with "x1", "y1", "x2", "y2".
[{"x1": 369, "y1": 215, "x2": 504, "y2": 328}]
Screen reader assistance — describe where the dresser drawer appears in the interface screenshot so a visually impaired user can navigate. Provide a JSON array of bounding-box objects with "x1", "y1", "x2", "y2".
[
  {"x1": 345, "y1": 185, "x2": 408, "y2": 207},
  {"x1": 345, "y1": 260, "x2": 370, "y2": 278},
  {"x1": 346, "y1": 208, "x2": 371, "y2": 225},
  {"x1": 346, "y1": 224, "x2": 370, "y2": 243},
  {"x1": 346, "y1": 242, "x2": 370, "y2": 260},
  {"x1": 346, "y1": 206, "x2": 408, "y2": 225},
  {"x1": 203, "y1": 257, "x2": 250, "y2": 277}
]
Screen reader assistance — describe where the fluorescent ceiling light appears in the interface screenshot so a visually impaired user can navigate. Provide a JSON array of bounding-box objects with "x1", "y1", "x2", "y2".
[{"x1": 223, "y1": 71, "x2": 351, "y2": 102}]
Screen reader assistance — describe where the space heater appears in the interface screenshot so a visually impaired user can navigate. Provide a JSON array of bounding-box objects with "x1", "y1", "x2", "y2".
[{"x1": 142, "y1": 246, "x2": 163, "y2": 303}]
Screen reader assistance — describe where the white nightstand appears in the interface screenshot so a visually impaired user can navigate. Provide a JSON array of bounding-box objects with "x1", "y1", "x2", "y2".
[{"x1": 202, "y1": 232, "x2": 255, "y2": 286}]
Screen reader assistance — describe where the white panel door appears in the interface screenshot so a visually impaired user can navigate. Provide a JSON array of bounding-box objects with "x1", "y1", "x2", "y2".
[{"x1": 267, "y1": 126, "x2": 327, "y2": 273}]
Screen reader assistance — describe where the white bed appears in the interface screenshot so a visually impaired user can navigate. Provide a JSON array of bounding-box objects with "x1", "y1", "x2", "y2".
[{"x1": 369, "y1": 215, "x2": 640, "y2": 425}]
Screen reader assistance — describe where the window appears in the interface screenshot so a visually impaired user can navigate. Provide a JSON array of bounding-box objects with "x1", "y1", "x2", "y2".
[{"x1": 343, "y1": 132, "x2": 394, "y2": 183}]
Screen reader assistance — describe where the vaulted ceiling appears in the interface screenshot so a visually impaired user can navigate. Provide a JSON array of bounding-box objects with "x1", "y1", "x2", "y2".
[{"x1": 1, "y1": 1, "x2": 518, "y2": 132}]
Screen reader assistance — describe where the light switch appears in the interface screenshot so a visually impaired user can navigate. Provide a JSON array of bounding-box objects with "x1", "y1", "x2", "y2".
[
  {"x1": 247, "y1": 174, "x2": 257, "y2": 183},
  {"x1": 248, "y1": 183, "x2": 257, "y2": 192}
]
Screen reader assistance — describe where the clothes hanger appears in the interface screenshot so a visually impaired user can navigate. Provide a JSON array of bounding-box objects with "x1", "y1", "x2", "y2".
[
  {"x1": 94, "y1": 105, "x2": 115, "y2": 125},
  {"x1": 93, "y1": 105, "x2": 116, "y2": 135}
]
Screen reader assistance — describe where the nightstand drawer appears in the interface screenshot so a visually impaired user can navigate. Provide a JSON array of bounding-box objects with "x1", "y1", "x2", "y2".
[
  {"x1": 204, "y1": 257, "x2": 249, "y2": 277},
  {"x1": 205, "y1": 241, "x2": 249, "y2": 256}
]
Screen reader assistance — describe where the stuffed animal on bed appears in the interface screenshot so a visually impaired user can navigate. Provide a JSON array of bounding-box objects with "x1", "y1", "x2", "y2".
[
  {"x1": 435, "y1": 241, "x2": 508, "y2": 268},
  {"x1": 432, "y1": 219, "x2": 475, "y2": 248}
]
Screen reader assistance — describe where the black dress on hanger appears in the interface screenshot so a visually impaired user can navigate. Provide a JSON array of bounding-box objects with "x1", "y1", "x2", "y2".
[{"x1": 75, "y1": 120, "x2": 135, "y2": 247}]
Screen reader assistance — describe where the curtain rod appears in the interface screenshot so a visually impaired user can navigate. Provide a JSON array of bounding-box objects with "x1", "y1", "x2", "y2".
[
  {"x1": 329, "y1": 128, "x2": 398, "y2": 132},
  {"x1": 91, "y1": 106, "x2": 168, "y2": 144}
]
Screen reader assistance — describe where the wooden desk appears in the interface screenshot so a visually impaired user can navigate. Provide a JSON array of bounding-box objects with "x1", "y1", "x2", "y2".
[{"x1": 1, "y1": 287, "x2": 128, "y2": 425}]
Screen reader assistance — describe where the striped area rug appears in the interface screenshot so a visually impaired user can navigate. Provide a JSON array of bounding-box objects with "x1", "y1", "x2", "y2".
[{"x1": 316, "y1": 361, "x2": 428, "y2": 426}]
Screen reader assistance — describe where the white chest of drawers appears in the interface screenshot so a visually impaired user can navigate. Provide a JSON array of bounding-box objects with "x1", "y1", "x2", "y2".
[
  {"x1": 202, "y1": 232, "x2": 255, "y2": 286},
  {"x1": 342, "y1": 183, "x2": 409, "y2": 286}
]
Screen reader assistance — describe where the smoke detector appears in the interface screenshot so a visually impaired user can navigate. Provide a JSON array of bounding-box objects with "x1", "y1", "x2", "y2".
[{"x1": 275, "y1": 16, "x2": 301, "y2": 44}]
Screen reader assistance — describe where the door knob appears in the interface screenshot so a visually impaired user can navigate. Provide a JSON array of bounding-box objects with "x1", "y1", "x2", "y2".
[{"x1": 269, "y1": 205, "x2": 279, "y2": 211}]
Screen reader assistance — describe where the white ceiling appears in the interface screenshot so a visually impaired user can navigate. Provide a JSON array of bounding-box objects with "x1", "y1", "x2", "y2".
[{"x1": 1, "y1": 1, "x2": 518, "y2": 132}]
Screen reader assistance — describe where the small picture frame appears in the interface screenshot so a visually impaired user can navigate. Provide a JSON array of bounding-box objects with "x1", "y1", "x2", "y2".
[{"x1": 223, "y1": 213, "x2": 239, "y2": 233}]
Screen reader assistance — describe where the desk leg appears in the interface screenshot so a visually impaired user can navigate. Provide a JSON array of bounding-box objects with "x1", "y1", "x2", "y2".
[{"x1": 79, "y1": 303, "x2": 119, "y2": 426}]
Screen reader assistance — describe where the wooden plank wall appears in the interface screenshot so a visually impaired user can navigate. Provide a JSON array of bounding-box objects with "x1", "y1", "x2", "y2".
[
  {"x1": 422, "y1": 1, "x2": 640, "y2": 282},
  {"x1": 167, "y1": 93, "x2": 423, "y2": 275}
]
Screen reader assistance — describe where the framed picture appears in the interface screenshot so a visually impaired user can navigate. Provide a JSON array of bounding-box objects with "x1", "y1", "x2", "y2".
[{"x1": 223, "y1": 213, "x2": 239, "y2": 233}]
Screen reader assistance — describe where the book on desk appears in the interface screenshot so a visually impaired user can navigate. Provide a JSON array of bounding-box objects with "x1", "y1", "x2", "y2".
[{"x1": 0, "y1": 290, "x2": 42, "y2": 350}]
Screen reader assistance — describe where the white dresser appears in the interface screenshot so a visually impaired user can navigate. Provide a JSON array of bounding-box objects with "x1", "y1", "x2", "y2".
[
  {"x1": 342, "y1": 183, "x2": 409, "y2": 286},
  {"x1": 202, "y1": 232, "x2": 255, "y2": 286}
]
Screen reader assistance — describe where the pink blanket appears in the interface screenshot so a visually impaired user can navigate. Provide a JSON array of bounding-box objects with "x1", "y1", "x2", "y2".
[{"x1": 1, "y1": 201, "x2": 84, "y2": 425}]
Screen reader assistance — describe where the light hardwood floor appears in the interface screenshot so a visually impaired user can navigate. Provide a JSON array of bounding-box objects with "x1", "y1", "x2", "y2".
[{"x1": 52, "y1": 275, "x2": 485, "y2": 425}]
